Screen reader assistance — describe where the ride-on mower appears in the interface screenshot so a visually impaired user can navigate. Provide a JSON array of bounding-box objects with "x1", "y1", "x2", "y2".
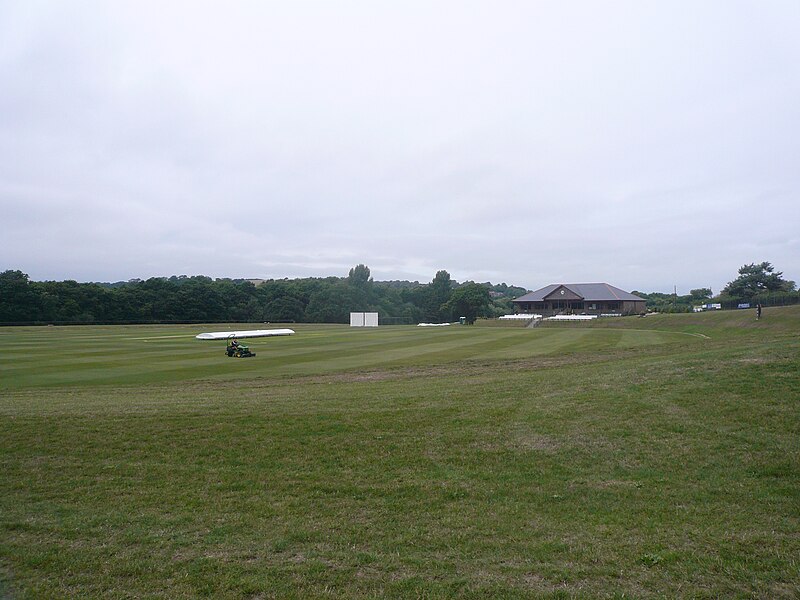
[{"x1": 226, "y1": 336, "x2": 255, "y2": 358}]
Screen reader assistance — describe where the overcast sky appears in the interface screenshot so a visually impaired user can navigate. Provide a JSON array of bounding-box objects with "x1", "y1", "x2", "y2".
[{"x1": 2, "y1": 1, "x2": 798, "y2": 294}]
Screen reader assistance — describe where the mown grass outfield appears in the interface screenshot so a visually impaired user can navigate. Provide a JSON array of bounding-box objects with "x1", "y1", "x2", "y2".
[{"x1": 1, "y1": 307, "x2": 798, "y2": 598}]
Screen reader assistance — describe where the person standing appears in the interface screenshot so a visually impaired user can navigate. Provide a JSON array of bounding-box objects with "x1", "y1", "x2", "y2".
[{"x1": 756, "y1": 303, "x2": 762, "y2": 320}]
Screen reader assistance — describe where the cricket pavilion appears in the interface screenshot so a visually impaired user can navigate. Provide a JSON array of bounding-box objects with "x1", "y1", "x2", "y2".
[{"x1": 512, "y1": 283, "x2": 646, "y2": 317}]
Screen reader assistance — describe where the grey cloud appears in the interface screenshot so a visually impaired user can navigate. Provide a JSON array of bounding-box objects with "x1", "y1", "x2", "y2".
[{"x1": 1, "y1": 1, "x2": 798, "y2": 292}]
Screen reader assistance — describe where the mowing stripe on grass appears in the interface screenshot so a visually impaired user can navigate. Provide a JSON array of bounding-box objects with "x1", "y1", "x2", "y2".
[{"x1": 1, "y1": 324, "x2": 704, "y2": 389}]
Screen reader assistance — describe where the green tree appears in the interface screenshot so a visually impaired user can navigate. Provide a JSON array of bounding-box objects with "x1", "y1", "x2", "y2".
[
  {"x1": 347, "y1": 264, "x2": 372, "y2": 288},
  {"x1": 690, "y1": 288, "x2": 712, "y2": 301},
  {"x1": 426, "y1": 270, "x2": 454, "y2": 322},
  {"x1": 305, "y1": 281, "x2": 360, "y2": 323},
  {"x1": 263, "y1": 296, "x2": 305, "y2": 322},
  {"x1": 721, "y1": 262, "x2": 795, "y2": 300},
  {"x1": 442, "y1": 282, "x2": 491, "y2": 324},
  {"x1": 346, "y1": 264, "x2": 376, "y2": 311},
  {"x1": 0, "y1": 270, "x2": 40, "y2": 322}
]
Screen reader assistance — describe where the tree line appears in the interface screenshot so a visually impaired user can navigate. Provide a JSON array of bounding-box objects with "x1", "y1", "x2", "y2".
[
  {"x1": 0, "y1": 266, "x2": 528, "y2": 325},
  {"x1": 2, "y1": 261, "x2": 794, "y2": 324},
  {"x1": 634, "y1": 262, "x2": 797, "y2": 313}
]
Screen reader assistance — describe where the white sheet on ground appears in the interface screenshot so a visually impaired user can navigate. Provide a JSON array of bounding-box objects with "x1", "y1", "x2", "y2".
[
  {"x1": 545, "y1": 315, "x2": 597, "y2": 321},
  {"x1": 195, "y1": 329, "x2": 295, "y2": 340}
]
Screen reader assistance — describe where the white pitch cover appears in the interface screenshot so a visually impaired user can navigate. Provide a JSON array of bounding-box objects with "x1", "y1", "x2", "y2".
[{"x1": 195, "y1": 329, "x2": 295, "y2": 340}]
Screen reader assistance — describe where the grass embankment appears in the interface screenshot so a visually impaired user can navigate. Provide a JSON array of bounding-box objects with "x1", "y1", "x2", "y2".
[{"x1": 1, "y1": 307, "x2": 798, "y2": 598}]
